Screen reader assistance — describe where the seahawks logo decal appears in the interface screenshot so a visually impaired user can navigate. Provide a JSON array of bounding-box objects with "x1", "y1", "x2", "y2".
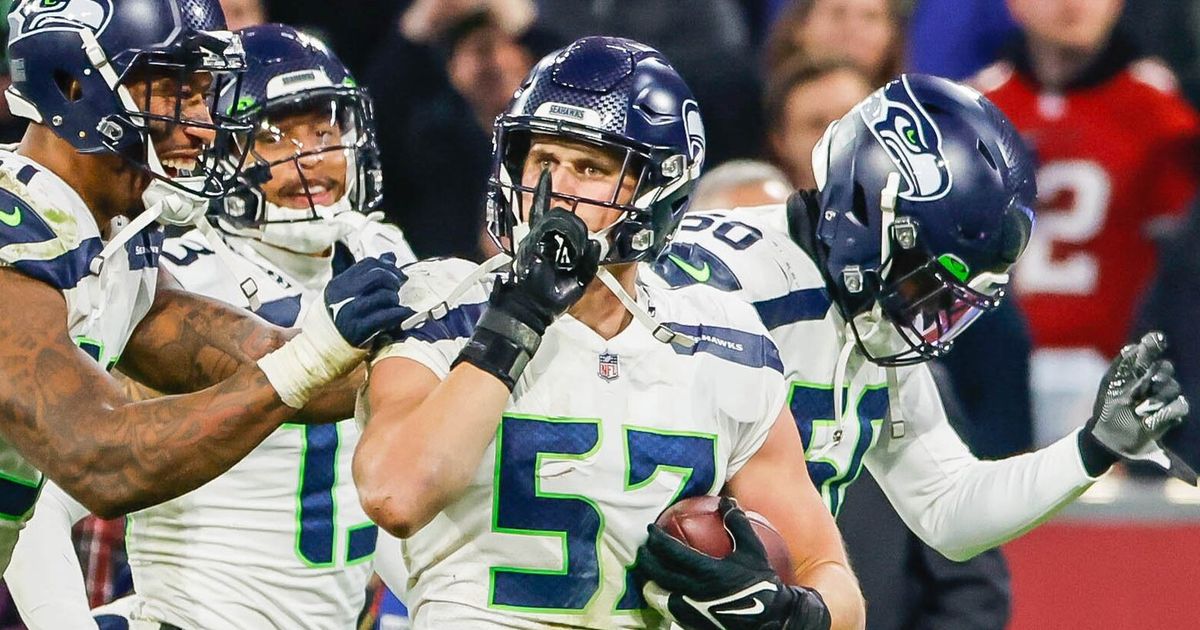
[
  {"x1": 10, "y1": 0, "x2": 113, "y2": 41},
  {"x1": 859, "y1": 75, "x2": 952, "y2": 201}
]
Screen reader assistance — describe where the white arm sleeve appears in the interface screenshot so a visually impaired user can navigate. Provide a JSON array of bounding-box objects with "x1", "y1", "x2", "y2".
[
  {"x1": 4, "y1": 481, "x2": 98, "y2": 630},
  {"x1": 864, "y1": 364, "x2": 1100, "y2": 562}
]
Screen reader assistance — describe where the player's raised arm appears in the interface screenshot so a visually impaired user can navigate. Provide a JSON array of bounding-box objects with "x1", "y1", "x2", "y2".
[
  {"x1": 636, "y1": 405, "x2": 866, "y2": 630},
  {"x1": 865, "y1": 334, "x2": 1188, "y2": 561},
  {"x1": 355, "y1": 170, "x2": 601, "y2": 538},
  {"x1": 0, "y1": 255, "x2": 405, "y2": 518},
  {"x1": 356, "y1": 355, "x2": 509, "y2": 538},
  {"x1": 118, "y1": 266, "x2": 366, "y2": 423},
  {"x1": 118, "y1": 266, "x2": 290, "y2": 389}
]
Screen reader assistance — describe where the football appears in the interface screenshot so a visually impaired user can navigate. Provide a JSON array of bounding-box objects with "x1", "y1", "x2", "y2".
[{"x1": 655, "y1": 495, "x2": 794, "y2": 579}]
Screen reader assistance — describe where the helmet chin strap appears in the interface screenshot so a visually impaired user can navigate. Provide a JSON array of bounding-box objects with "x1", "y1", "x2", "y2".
[
  {"x1": 585, "y1": 213, "x2": 697, "y2": 348},
  {"x1": 594, "y1": 266, "x2": 695, "y2": 348},
  {"x1": 814, "y1": 306, "x2": 906, "y2": 461},
  {"x1": 826, "y1": 177, "x2": 914, "y2": 454},
  {"x1": 399, "y1": 252, "x2": 514, "y2": 332},
  {"x1": 877, "y1": 172, "x2": 902, "y2": 279},
  {"x1": 809, "y1": 333, "x2": 857, "y2": 461}
]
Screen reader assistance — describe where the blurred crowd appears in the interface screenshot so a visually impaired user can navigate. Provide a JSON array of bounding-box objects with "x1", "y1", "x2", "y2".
[{"x1": 1, "y1": 0, "x2": 1198, "y2": 628}]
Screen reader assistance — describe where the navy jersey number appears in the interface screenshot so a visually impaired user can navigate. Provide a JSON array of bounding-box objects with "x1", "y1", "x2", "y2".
[
  {"x1": 292, "y1": 424, "x2": 377, "y2": 566},
  {"x1": 490, "y1": 416, "x2": 717, "y2": 613},
  {"x1": 678, "y1": 214, "x2": 764, "y2": 251},
  {"x1": 789, "y1": 382, "x2": 889, "y2": 516},
  {"x1": 0, "y1": 473, "x2": 42, "y2": 522}
]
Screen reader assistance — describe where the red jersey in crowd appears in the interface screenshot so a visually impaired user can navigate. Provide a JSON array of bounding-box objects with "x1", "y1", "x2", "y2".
[{"x1": 974, "y1": 34, "x2": 1200, "y2": 357}]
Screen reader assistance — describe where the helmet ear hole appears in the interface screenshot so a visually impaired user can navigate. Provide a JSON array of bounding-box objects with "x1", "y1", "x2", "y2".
[
  {"x1": 54, "y1": 71, "x2": 83, "y2": 103},
  {"x1": 976, "y1": 139, "x2": 998, "y2": 171},
  {"x1": 851, "y1": 182, "x2": 869, "y2": 226},
  {"x1": 503, "y1": 131, "x2": 532, "y2": 182}
]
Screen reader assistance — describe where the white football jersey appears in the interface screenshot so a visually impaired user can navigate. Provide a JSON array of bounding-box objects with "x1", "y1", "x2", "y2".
[
  {"x1": 0, "y1": 150, "x2": 160, "y2": 572},
  {"x1": 369, "y1": 259, "x2": 788, "y2": 629},
  {"x1": 121, "y1": 222, "x2": 416, "y2": 629},
  {"x1": 648, "y1": 205, "x2": 898, "y2": 516}
]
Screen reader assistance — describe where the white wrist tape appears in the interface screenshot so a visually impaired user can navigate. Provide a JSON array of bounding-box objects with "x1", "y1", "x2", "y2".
[{"x1": 257, "y1": 303, "x2": 366, "y2": 408}]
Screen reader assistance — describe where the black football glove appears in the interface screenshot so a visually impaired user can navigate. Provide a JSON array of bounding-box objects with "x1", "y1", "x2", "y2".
[
  {"x1": 1081, "y1": 331, "x2": 1194, "y2": 482},
  {"x1": 453, "y1": 168, "x2": 601, "y2": 390},
  {"x1": 634, "y1": 497, "x2": 831, "y2": 630}
]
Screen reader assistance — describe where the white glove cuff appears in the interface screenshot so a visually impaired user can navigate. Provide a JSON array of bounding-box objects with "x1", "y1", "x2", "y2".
[{"x1": 257, "y1": 304, "x2": 365, "y2": 408}]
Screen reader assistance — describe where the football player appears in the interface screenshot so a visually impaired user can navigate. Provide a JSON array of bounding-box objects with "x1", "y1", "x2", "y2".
[
  {"x1": 0, "y1": 0, "x2": 407, "y2": 573},
  {"x1": 354, "y1": 36, "x2": 865, "y2": 630},
  {"x1": 6, "y1": 24, "x2": 416, "y2": 629},
  {"x1": 650, "y1": 74, "x2": 1191, "y2": 560}
]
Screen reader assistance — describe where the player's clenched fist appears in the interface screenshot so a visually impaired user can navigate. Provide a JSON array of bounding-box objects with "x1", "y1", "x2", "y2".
[
  {"x1": 1083, "y1": 331, "x2": 1193, "y2": 481},
  {"x1": 504, "y1": 165, "x2": 602, "y2": 327},
  {"x1": 454, "y1": 168, "x2": 602, "y2": 390},
  {"x1": 258, "y1": 253, "x2": 408, "y2": 408}
]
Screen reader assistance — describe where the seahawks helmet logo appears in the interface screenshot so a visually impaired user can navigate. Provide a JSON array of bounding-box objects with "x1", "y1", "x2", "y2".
[
  {"x1": 860, "y1": 75, "x2": 953, "y2": 201},
  {"x1": 10, "y1": 0, "x2": 113, "y2": 41},
  {"x1": 683, "y1": 99, "x2": 706, "y2": 169}
]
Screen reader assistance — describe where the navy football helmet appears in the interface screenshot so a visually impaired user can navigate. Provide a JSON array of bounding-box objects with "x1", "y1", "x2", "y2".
[
  {"x1": 5, "y1": 0, "x2": 248, "y2": 198},
  {"x1": 812, "y1": 74, "x2": 1037, "y2": 365},
  {"x1": 488, "y1": 36, "x2": 706, "y2": 265},
  {"x1": 213, "y1": 24, "x2": 381, "y2": 248}
]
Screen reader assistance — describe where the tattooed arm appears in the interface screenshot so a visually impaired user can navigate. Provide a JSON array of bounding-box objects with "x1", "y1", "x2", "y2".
[
  {"x1": 117, "y1": 268, "x2": 361, "y2": 422},
  {"x1": 0, "y1": 269, "x2": 311, "y2": 518},
  {"x1": 117, "y1": 268, "x2": 288, "y2": 390}
]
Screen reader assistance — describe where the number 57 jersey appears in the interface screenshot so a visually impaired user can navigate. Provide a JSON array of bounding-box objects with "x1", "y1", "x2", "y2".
[{"x1": 370, "y1": 258, "x2": 788, "y2": 630}]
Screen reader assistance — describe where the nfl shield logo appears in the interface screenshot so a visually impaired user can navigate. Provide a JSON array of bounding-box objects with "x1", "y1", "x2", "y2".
[{"x1": 598, "y1": 352, "x2": 619, "y2": 381}]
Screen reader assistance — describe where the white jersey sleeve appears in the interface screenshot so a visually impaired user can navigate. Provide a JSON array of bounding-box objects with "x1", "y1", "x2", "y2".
[
  {"x1": 865, "y1": 364, "x2": 1098, "y2": 561},
  {"x1": 664, "y1": 285, "x2": 789, "y2": 478},
  {"x1": 372, "y1": 257, "x2": 490, "y2": 377},
  {"x1": 646, "y1": 207, "x2": 804, "y2": 321},
  {"x1": 5, "y1": 481, "x2": 95, "y2": 630}
]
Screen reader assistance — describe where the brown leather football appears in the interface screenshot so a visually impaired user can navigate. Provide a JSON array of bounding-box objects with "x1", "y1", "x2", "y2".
[{"x1": 655, "y1": 495, "x2": 794, "y2": 579}]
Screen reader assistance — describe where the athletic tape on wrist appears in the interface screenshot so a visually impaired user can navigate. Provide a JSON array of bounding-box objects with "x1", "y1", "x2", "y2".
[
  {"x1": 257, "y1": 304, "x2": 365, "y2": 408},
  {"x1": 453, "y1": 308, "x2": 544, "y2": 391}
]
